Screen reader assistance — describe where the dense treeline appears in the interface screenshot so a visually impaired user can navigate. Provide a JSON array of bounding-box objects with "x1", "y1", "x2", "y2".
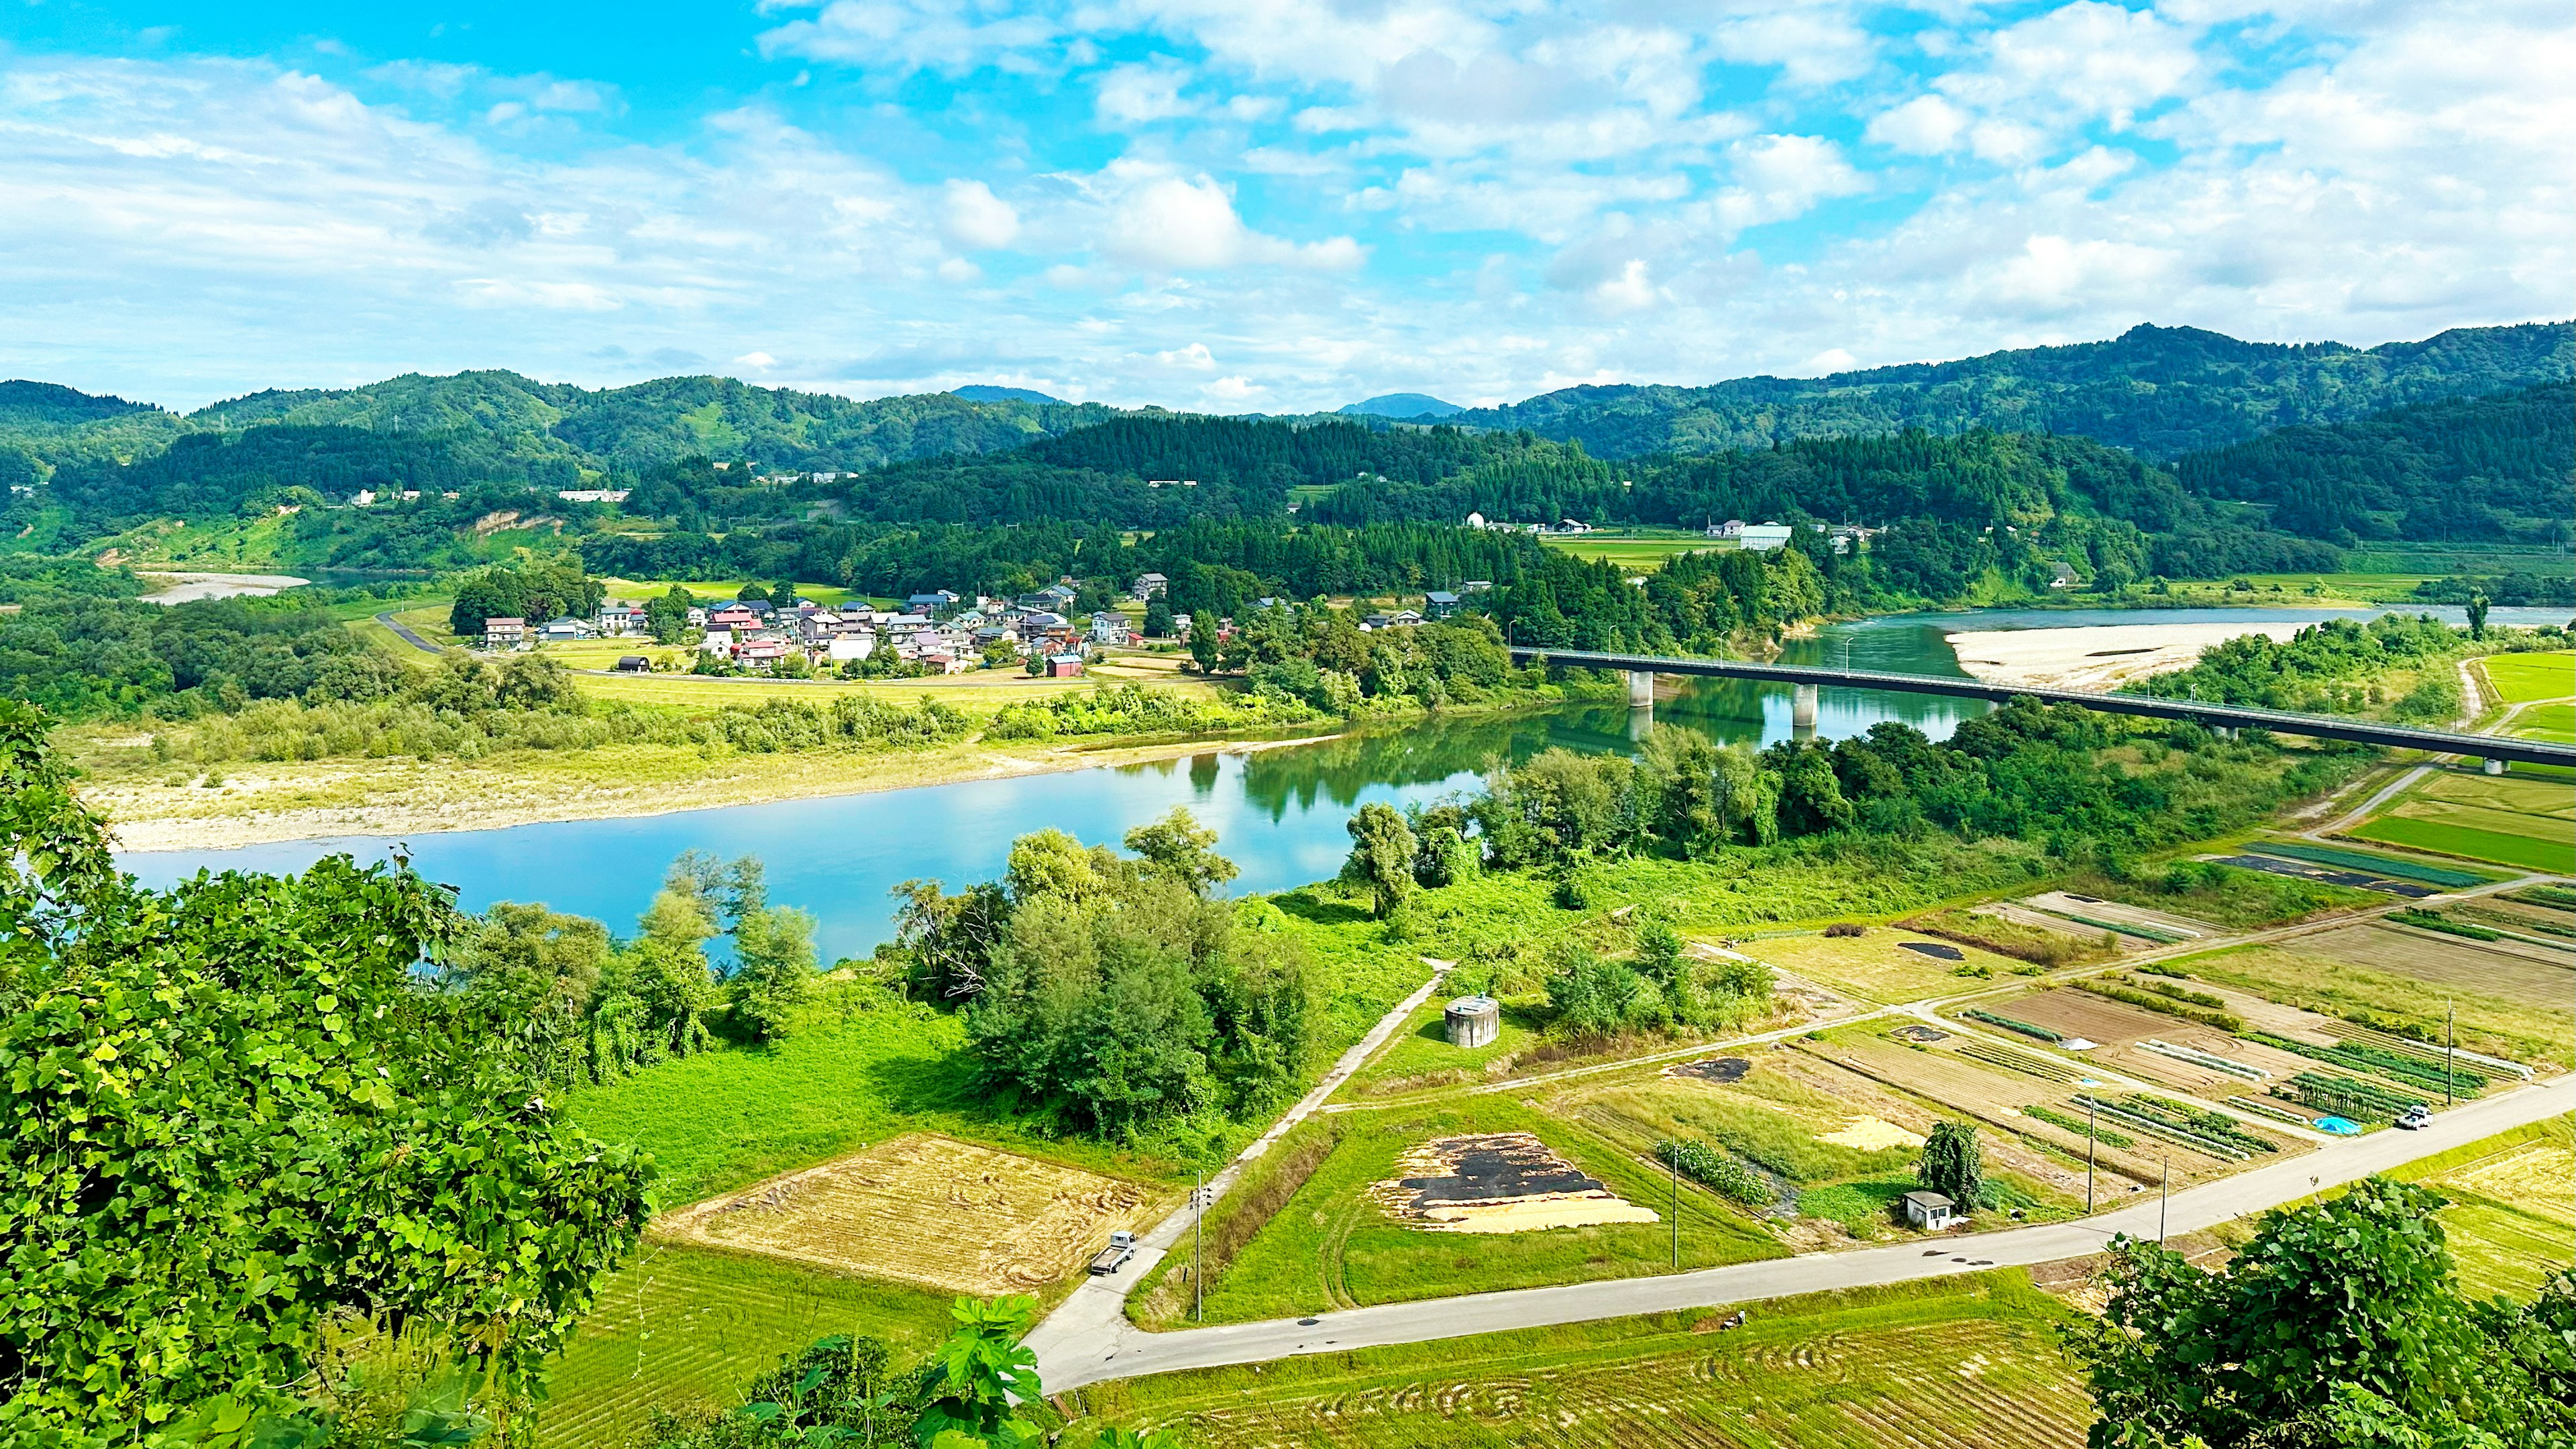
[
  {"x1": 1444, "y1": 321, "x2": 2573, "y2": 459},
  {"x1": 0, "y1": 709, "x2": 652, "y2": 1442},
  {"x1": 45, "y1": 424, "x2": 564, "y2": 521},
  {"x1": 2175, "y1": 382, "x2": 2573, "y2": 545},
  {"x1": 2130, "y1": 615, "x2": 2573, "y2": 720},
  {"x1": 0, "y1": 594, "x2": 409, "y2": 718},
  {"x1": 1487, "y1": 545, "x2": 1827, "y2": 651},
  {"x1": 894, "y1": 812, "x2": 1311, "y2": 1136}
]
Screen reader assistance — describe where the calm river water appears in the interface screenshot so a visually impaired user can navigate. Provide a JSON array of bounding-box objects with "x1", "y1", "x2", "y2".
[{"x1": 117, "y1": 603, "x2": 2559, "y2": 961}]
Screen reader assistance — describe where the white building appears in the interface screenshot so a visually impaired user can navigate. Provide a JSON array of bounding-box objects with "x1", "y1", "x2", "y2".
[{"x1": 1738, "y1": 523, "x2": 1794, "y2": 553}]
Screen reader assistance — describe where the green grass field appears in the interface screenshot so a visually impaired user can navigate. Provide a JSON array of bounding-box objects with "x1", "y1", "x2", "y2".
[
  {"x1": 601, "y1": 576, "x2": 855, "y2": 607},
  {"x1": 537, "y1": 1242, "x2": 956, "y2": 1448},
  {"x1": 1539, "y1": 534, "x2": 1725, "y2": 570},
  {"x1": 566, "y1": 1001, "x2": 1185, "y2": 1208},
  {"x1": 2479, "y1": 651, "x2": 2576, "y2": 704},
  {"x1": 1083, "y1": 1273, "x2": 2093, "y2": 1449},
  {"x1": 2514, "y1": 702, "x2": 2576, "y2": 743},
  {"x1": 1187, "y1": 1095, "x2": 1785, "y2": 1325}
]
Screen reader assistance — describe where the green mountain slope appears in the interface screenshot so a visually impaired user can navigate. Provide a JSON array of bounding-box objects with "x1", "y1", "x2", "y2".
[
  {"x1": 1448, "y1": 321, "x2": 2575, "y2": 460},
  {"x1": 2172, "y1": 381, "x2": 2572, "y2": 545}
]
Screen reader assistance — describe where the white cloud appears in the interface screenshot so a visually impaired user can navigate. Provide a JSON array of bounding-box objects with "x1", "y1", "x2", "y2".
[
  {"x1": 940, "y1": 179, "x2": 1020, "y2": 250},
  {"x1": 1866, "y1": 95, "x2": 1968, "y2": 154},
  {"x1": 735, "y1": 350, "x2": 777, "y2": 368},
  {"x1": 1095, "y1": 169, "x2": 1363, "y2": 272},
  {"x1": 757, "y1": 0, "x2": 1061, "y2": 73},
  {"x1": 1094, "y1": 60, "x2": 1198, "y2": 125}
]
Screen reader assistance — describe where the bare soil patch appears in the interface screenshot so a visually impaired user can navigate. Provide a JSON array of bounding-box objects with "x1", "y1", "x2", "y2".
[
  {"x1": 655, "y1": 1132, "x2": 1161, "y2": 1295},
  {"x1": 1667, "y1": 1055, "x2": 1753, "y2": 1083},
  {"x1": 1370, "y1": 1132, "x2": 1659, "y2": 1234}
]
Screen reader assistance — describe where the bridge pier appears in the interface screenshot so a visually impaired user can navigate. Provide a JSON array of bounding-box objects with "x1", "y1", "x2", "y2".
[
  {"x1": 1627, "y1": 669, "x2": 1656, "y2": 708},
  {"x1": 1792, "y1": 683, "x2": 1819, "y2": 737},
  {"x1": 2484, "y1": 757, "x2": 2506, "y2": 775}
]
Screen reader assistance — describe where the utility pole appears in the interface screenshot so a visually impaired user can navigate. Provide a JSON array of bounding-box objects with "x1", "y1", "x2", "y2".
[
  {"x1": 2446, "y1": 999, "x2": 2457, "y2": 1108},
  {"x1": 2086, "y1": 1095, "x2": 2098, "y2": 1214},
  {"x1": 1193, "y1": 1170, "x2": 1205, "y2": 1324},
  {"x1": 2159, "y1": 1150, "x2": 2170, "y2": 1244}
]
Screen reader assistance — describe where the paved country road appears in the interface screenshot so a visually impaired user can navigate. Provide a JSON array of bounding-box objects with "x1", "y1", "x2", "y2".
[
  {"x1": 1033, "y1": 1071, "x2": 2575, "y2": 1393},
  {"x1": 374, "y1": 612, "x2": 443, "y2": 654}
]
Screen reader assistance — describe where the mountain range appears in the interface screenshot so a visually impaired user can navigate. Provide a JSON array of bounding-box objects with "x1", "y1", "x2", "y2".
[{"x1": 1, "y1": 321, "x2": 2567, "y2": 486}]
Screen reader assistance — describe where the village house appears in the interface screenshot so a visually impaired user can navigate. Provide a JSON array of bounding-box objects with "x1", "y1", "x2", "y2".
[
  {"x1": 1424, "y1": 590, "x2": 1461, "y2": 619},
  {"x1": 539, "y1": 616, "x2": 591, "y2": 643},
  {"x1": 1046, "y1": 652, "x2": 1085, "y2": 678},
  {"x1": 596, "y1": 601, "x2": 645, "y2": 635},
  {"x1": 1131, "y1": 572, "x2": 1168, "y2": 600},
  {"x1": 826, "y1": 633, "x2": 875, "y2": 663},
  {"x1": 708, "y1": 602, "x2": 760, "y2": 631},
  {"x1": 1089, "y1": 611, "x2": 1131, "y2": 645},
  {"x1": 735, "y1": 637, "x2": 792, "y2": 669},
  {"x1": 480, "y1": 616, "x2": 527, "y2": 649}
]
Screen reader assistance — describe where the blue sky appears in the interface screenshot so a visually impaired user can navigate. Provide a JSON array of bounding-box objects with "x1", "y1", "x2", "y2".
[{"x1": 3, "y1": 1, "x2": 2567, "y2": 412}]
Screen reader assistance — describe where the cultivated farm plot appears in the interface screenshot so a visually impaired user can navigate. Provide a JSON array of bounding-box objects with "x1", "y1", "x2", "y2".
[
  {"x1": 656, "y1": 1133, "x2": 1165, "y2": 1296},
  {"x1": 2294, "y1": 922, "x2": 2575, "y2": 1013},
  {"x1": 1744, "y1": 930, "x2": 2027, "y2": 1005},
  {"x1": 1955, "y1": 987, "x2": 2308, "y2": 1101},
  {"x1": 2351, "y1": 765, "x2": 2576, "y2": 873},
  {"x1": 2179, "y1": 942, "x2": 2571, "y2": 1071},
  {"x1": 1108, "y1": 1275, "x2": 2093, "y2": 1449},
  {"x1": 2479, "y1": 651, "x2": 2576, "y2": 705},
  {"x1": 2400, "y1": 1118, "x2": 2576, "y2": 1303}
]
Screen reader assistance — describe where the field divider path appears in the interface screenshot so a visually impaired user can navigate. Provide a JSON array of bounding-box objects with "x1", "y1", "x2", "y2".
[
  {"x1": 1033, "y1": 1072, "x2": 2576, "y2": 1394},
  {"x1": 1022, "y1": 960, "x2": 1454, "y2": 1372}
]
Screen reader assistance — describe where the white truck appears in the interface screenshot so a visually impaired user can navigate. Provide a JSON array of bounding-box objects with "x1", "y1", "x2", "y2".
[{"x1": 1088, "y1": 1230, "x2": 1138, "y2": 1275}]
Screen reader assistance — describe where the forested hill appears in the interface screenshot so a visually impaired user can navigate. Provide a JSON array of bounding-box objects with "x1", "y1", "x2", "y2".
[
  {"x1": 2172, "y1": 381, "x2": 2572, "y2": 545},
  {"x1": 0, "y1": 370, "x2": 1122, "y2": 476},
  {"x1": 1445, "y1": 321, "x2": 2575, "y2": 460}
]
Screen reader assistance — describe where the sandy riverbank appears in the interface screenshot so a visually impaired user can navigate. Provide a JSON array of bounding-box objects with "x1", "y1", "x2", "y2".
[
  {"x1": 136, "y1": 570, "x2": 312, "y2": 603},
  {"x1": 93, "y1": 731, "x2": 1341, "y2": 853},
  {"x1": 1945, "y1": 621, "x2": 2306, "y2": 690}
]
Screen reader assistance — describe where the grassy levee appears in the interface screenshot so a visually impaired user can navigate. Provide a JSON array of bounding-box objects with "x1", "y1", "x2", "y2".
[
  {"x1": 2385, "y1": 1114, "x2": 2575, "y2": 1303},
  {"x1": 1183, "y1": 1095, "x2": 1785, "y2": 1326},
  {"x1": 2516, "y1": 703, "x2": 2576, "y2": 743},
  {"x1": 1075, "y1": 1272, "x2": 2092, "y2": 1448},
  {"x1": 538, "y1": 1242, "x2": 955, "y2": 1448}
]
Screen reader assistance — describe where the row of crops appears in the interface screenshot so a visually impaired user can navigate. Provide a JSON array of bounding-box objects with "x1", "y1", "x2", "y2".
[
  {"x1": 2276, "y1": 1071, "x2": 2424, "y2": 1120},
  {"x1": 1964, "y1": 1010, "x2": 2060, "y2": 1043},
  {"x1": 2020, "y1": 1104, "x2": 2135, "y2": 1150},
  {"x1": 2071, "y1": 1093, "x2": 2277, "y2": 1161},
  {"x1": 2246, "y1": 1031, "x2": 2485, "y2": 1099},
  {"x1": 1957, "y1": 1040, "x2": 2080, "y2": 1083}
]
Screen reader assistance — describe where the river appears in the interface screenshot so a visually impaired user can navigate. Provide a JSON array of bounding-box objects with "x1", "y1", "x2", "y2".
[{"x1": 117, "y1": 603, "x2": 2564, "y2": 961}]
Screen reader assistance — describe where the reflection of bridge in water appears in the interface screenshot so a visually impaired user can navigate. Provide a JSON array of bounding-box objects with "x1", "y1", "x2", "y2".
[{"x1": 1515, "y1": 647, "x2": 2576, "y2": 771}]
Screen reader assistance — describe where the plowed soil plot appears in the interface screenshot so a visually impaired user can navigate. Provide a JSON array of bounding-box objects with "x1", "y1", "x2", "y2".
[
  {"x1": 1667, "y1": 1055, "x2": 1752, "y2": 1083},
  {"x1": 2298, "y1": 922, "x2": 2576, "y2": 1010},
  {"x1": 1900, "y1": 941, "x2": 1964, "y2": 961},
  {"x1": 1372, "y1": 1133, "x2": 1658, "y2": 1233},
  {"x1": 1993, "y1": 988, "x2": 2180, "y2": 1049},
  {"x1": 658, "y1": 1133, "x2": 1161, "y2": 1295}
]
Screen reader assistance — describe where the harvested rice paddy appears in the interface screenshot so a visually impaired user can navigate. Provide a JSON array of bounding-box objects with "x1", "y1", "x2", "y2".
[
  {"x1": 1089, "y1": 1274, "x2": 2094, "y2": 1449},
  {"x1": 655, "y1": 1133, "x2": 1166, "y2": 1296}
]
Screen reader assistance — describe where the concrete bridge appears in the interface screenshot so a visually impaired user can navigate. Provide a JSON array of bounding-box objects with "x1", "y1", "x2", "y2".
[{"x1": 1507, "y1": 646, "x2": 2576, "y2": 771}]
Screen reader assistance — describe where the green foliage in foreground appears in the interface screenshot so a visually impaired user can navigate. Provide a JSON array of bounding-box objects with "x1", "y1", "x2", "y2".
[
  {"x1": 0, "y1": 703, "x2": 651, "y2": 1444},
  {"x1": 2071, "y1": 1177, "x2": 2576, "y2": 1449}
]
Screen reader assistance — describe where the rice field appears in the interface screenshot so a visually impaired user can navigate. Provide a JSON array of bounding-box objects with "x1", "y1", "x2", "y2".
[
  {"x1": 2394, "y1": 1116, "x2": 2575, "y2": 1303},
  {"x1": 1089, "y1": 1274, "x2": 2094, "y2": 1449},
  {"x1": 1538, "y1": 535, "x2": 1727, "y2": 570},
  {"x1": 2516, "y1": 703, "x2": 2576, "y2": 743},
  {"x1": 656, "y1": 1133, "x2": 1167, "y2": 1295},
  {"x1": 537, "y1": 1242, "x2": 955, "y2": 1448},
  {"x1": 2477, "y1": 651, "x2": 2576, "y2": 705},
  {"x1": 2350, "y1": 765, "x2": 2576, "y2": 873}
]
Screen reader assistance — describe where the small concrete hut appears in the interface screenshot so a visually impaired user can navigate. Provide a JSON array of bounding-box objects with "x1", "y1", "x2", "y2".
[{"x1": 1444, "y1": 994, "x2": 1501, "y2": 1049}]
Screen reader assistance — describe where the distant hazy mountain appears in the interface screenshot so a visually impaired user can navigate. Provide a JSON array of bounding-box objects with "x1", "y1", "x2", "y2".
[
  {"x1": 1447, "y1": 321, "x2": 2575, "y2": 460},
  {"x1": 1339, "y1": 392, "x2": 1463, "y2": 419},
  {"x1": 951, "y1": 384, "x2": 1068, "y2": 405}
]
